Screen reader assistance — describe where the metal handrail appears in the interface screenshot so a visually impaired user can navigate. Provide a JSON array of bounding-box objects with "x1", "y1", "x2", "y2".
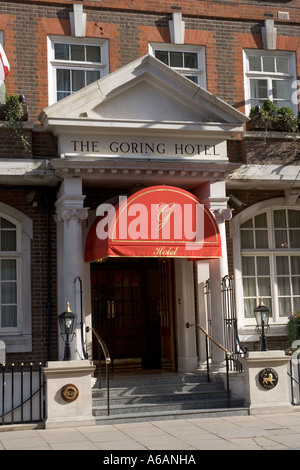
[
  {"x1": 186, "y1": 322, "x2": 232, "y2": 407},
  {"x1": 87, "y1": 327, "x2": 111, "y2": 415}
]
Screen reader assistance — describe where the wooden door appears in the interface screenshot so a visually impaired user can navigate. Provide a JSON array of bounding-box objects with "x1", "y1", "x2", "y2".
[{"x1": 91, "y1": 265, "x2": 146, "y2": 361}]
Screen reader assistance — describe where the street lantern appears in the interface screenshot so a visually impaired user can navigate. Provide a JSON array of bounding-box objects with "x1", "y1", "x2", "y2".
[
  {"x1": 254, "y1": 298, "x2": 270, "y2": 351},
  {"x1": 59, "y1": 302, "x2": 77, "y2": 361}
]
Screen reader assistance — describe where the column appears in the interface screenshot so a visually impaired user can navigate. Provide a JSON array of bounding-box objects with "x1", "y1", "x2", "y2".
[
  {"x1": 209, "y1": 181, "x2": 232, "y2": 365},
  {"x1": 174, "y1": 258, "x2": 198, "y2": 372},
  {"x1": 55, "y1": 178, "x2": 89, "y2": 361}
]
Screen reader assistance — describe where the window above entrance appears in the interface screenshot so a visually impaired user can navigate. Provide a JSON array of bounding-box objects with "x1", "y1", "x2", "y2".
[
  {"x1": 149, "y1": 43, "x2": 206, "y2": 89},
  {"x1": 48, "y1": 36, "x2": 109, "y2": 105}
]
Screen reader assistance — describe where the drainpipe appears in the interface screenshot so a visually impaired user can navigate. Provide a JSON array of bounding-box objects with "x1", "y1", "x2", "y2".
[{"x1": 74, "y1": 276, "x2": 88, "y2": 359}]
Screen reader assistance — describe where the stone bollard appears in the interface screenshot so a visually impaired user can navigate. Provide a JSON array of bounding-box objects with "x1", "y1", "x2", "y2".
[
  {"x1": 240, "y1": 350, "x2": 292, "y2": 415},
  {"x1": 43, "y1": 360, "x2": 96, "y2": 429}
]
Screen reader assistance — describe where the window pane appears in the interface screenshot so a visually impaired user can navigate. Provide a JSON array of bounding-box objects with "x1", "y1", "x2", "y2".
[
  {"x1": 72, "y1": 70, "x2": 85, "y2": 92},
  {"x1": 185, "y1": 75, "x2": 199, "y2": 84},
  {"x1": 250, "y1": 79, "x2": 268, "y2": 99},
  {"x1": 184, "y1": 52, "x2": 198, "y2": 69},
  {"x1": 170, "y1": 51, "x2": 183, "y2": 67},
  {"x1": 249, "y1": 55, "x2": 261, "y2": 72},
  {"x1": 244, "y1": 298, "x2": 256, "y2": 318},
  {"x1": 71, "y1": 44, "x2": 85, "y2": 61},
  {"x1": 276, "y1": 56, "x2": 289, "y2": 74},
  {"x1": 241, "y1": 231, "x2": 254, "y2": 249},
  {"x1": 293, "y1": 297, "x2": 300, "y2": 313},
  {"x1": 276, "y1": 256, "x2": 289, "y2": 275},
  {"x1": 57, "y1": 69, "x2": 71, "y2": 92},
  {"x1": 257, "y1": 257, "x2": 270, "y2": 275},
  {"x1": 291, "y1": 257, "x2": 300, "y2": 275},
  {"x1": 243, "y1": 277, "x2": 256, "y2": 297},
  {"x1": 292, "y1": 278, "x2": 300, "y2": 295},
  {"x1": 86, "y1": 46, "x2": 101, "y2": 63},
  {"x1": 241, "y1": 219, "x2": 253, "y2": 229},
  {"x1": 255, "y1": 230, "x2": 268, "y2": 249},
  {"x1": 54, "y1": 43, "x2": 69, "y2": 60},
  {"x1": 290, "y1": 230, "x2": 300, "y2": 248},
  {"x1": 242, "y1": 257, "x2": 255, "y2": 275},
  {"x1": 1, "y1": 305, "x2": 17, "y2": 327},
  {"x1": 86, "y1": 70, "x2": 101, "y2": 86},
  {"x1": 274, "y1": 210, "x2": 286, "y2": 228},
  {"x1": 1, "y1": 218, "x2": 16, "y2": 229},
  {"x1": 275, "y1": 230, "x2": 288, "y2": 249},
  {"x1": 2, "y1": 282, "x2": 17, "y2": 303},
  {"x1": 255, "y1": 213, "x2": 267, "y2": 228},
  {"x1": 263, "y1": 56, "x2": 275, "y2": 73},
  {"x1": 288, "y1": 210, "x2": 300, "y2": 228},
  {"x1": 1, "y1": 260, "x2": 16, "y2": 280},
  {"x1": 278, "y1": 297, "x2": 291, "y2": 317},
  {"x1": 57, "y1": 91, "x2": 70, "y2": 101},
  {"x1": 278, "y1": 277, "x2": 290, "y2": 296},
  {"x1": 1, "y1": 231, "x2": 16, "y2": 251},
  {"x1": 258, "y1": 278, "x2": 271, "y2": 297},
  {"x1": 155, "y1": 50, "x2": 169, "y2": 65},
  {"x1": 272, "y1": 80, "x2": 290, "y2": 100}
]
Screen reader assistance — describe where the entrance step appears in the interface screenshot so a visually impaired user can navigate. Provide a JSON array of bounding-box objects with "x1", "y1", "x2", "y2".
[{"x1": 92, "y1": 371, "x2": 248, "y2": 424}]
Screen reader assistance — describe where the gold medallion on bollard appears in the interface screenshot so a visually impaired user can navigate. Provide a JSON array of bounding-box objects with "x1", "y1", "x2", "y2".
[
  {"x1": 258, "y1": 368, "x2": 279, "y2": 390},
  {"x1": 61, "y1": 383, "x2": 79, "y2": 402}
]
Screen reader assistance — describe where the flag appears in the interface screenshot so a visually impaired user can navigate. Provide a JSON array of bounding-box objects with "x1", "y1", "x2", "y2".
[{"x1": 0, "y1": 43, "x2": 10, "y2": 86}]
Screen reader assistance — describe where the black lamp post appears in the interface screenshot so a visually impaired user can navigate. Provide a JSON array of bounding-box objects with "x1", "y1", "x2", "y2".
[
  {"x1": 254, "y1": 298, "x2": 270, "y2": 352},
  {"x1": 59, "y1": 302, "x2": 77, "y2": 361}
]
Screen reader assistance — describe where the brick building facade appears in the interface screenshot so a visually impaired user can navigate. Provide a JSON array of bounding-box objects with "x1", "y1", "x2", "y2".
[{"x1": 0, "y1": 0, "x2": 300, "y2": 368}]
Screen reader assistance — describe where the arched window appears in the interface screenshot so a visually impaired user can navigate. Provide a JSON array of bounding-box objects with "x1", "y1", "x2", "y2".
[
  {"x1": 231, "y1": 199, "x2": 300, "y2": 330},
  {"x1": 0, "y1": 216, "x2": 18, "y2": 328},
  {"x1": 0, "y1": 204, "x2": 32, "y2": 352}
]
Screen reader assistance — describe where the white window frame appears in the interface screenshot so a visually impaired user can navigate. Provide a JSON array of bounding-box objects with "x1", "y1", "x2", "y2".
[
  {"x1": 231, "y1": 198, "x2": 300, "y2": 335},
  {"x1": 0, "y1": 31, "x2": 3, "y2": 47},
  {"x1": 149, "y1": 43, "x2": 207, "y2": 89},
  {"x1": 47, "y1": 35, "x2": 109, "y2": 105},
  {"x1": 243, "y1": 49, "x2": 297, "y2": 116},
  {"x1": 0, "y1": 204, "x2": 33, "y2": 353}
]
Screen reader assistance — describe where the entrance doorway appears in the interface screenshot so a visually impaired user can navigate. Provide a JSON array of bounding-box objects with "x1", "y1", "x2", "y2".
[{"x1": 91, "y1": 259, "x2": 175, "y2": 370}]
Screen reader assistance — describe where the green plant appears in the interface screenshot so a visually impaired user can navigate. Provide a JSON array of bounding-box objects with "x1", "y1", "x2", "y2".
[{"x1": 4, "y1": 94, "x2": 30, "y2": 152}]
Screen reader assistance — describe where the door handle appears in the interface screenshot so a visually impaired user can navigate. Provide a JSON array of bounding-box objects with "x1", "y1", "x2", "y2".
[
  {"x1": 107, "y1": 300, "x2": 111, "y2": 319},
  {"x1": 111, "y1": 300, "x2": 115, "y2": 319}
]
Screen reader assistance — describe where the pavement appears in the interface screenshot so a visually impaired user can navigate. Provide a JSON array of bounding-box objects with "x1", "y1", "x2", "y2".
[{"x1": 1, "y1": 411, "x2": 300, "y2": 451}]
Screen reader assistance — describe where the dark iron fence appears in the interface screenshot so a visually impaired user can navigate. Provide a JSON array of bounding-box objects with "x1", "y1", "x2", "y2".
[
  {"x1": 0, "y1": 362, "x2": 45, "y2": 425},
  {"x1": 204, "y1": 274, "x2": 246, "y2": 373}
]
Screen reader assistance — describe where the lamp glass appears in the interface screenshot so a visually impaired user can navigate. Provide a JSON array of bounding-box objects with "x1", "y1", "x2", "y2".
[
  {"x1": 59, "y1": 303, "x2": 77, "y2": 335},
  {"x1": 254, "y1": 300, "x2": 270, "y2": 328}
]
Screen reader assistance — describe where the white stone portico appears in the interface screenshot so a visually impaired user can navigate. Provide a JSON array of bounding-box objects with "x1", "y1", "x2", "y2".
[{"x1": 40, "y1": 54, "x2": 248, "y2": 369}]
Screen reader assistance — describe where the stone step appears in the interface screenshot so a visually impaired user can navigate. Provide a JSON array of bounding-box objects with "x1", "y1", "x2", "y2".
[{"x1": 92, "y1": 371, "x2": 247, "y2": 424}]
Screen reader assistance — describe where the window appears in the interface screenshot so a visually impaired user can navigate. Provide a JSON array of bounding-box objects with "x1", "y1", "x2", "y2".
[
  {"x1": 0, "y1": 218, "x2": 18, "y2": 329},
  {"x1": 0, "y1": 204, "x2": 33, "y2": 353},
  {"x1": 48, "y1": 36, "x2": 109, "y2": 104},
  {"x1": 234, "y1": 204, "x2": 300, "y2": 325},
  {"x1": 244, "y1": 50, "x2": 297, "y2": 115},
  {"x1": 149, "y1": 43, "x2": 206, "y2": 88}
]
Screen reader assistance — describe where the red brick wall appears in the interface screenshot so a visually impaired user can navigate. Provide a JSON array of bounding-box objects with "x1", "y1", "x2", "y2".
[
  {"x1": 1, "y1": 0, "x2": 300, "y2": 121},
  {"x1": 0, "y1": 188, "x2": 58, "y2": 364}
]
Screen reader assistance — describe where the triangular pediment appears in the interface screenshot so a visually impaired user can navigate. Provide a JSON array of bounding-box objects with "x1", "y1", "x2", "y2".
[{"x1": 40, "y1": 54, "x2": 248, "y2": 136}]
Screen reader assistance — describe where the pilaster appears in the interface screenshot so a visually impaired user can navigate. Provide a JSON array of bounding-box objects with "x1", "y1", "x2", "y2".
[{"x1": 55, "y1": 178, "x2": 88, "y2": 361}]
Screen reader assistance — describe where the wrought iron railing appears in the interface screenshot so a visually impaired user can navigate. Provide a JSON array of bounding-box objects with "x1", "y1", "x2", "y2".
[
  {"x1": 186, "y1": 322, "x2": 232, "y2": 407},
  {"x1": 87, "y1": 327, "x2": 111, "y2": 415},
  {"x1": 0, "y1": 362, "x2": 44, "y2": 426}
]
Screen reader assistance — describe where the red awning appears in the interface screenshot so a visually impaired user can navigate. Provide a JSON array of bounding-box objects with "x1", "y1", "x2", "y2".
[{"x1": 85, "y1": 185, "x2": 221, "y2": 262}]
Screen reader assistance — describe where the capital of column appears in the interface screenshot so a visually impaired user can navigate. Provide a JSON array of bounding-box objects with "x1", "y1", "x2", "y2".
[
  {"x1": 211, "y1": 208, "x2": 233, "y2": 223},
  {"x1": 55, "y1": 207, "x2": 89, "y2": 223}
]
